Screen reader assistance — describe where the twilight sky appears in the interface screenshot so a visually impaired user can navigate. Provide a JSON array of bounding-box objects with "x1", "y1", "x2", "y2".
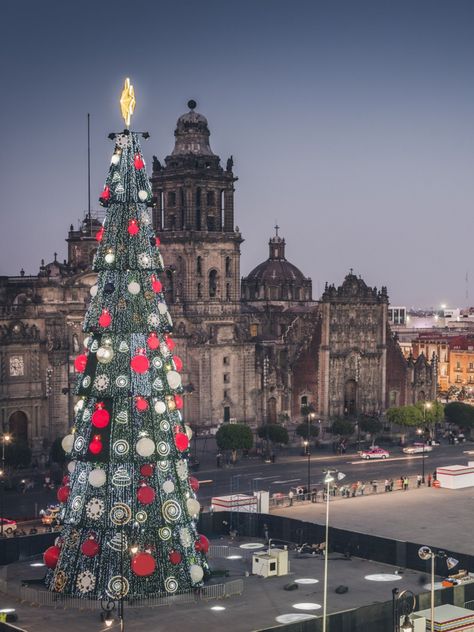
[{"x1": 1, "y1": 0, "x2": 474, "y2": 308}]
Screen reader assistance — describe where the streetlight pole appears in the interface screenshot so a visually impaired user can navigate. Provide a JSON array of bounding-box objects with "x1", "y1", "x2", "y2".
[
  {"x1": 306, "y1": 412, "x2": 315, "y2": 495},
  {"x1": 0, "y1": 434, "x2": 11, "y2": 538},
  {"x1": 322, "y1": 469, "x2": 345, "y2": 632},
  {"x1": 418, "y1": 546, "x2": 459, "y2": 632},
  {"x1": 416, "y1": 428, "x2": 425, "y2": 484}
]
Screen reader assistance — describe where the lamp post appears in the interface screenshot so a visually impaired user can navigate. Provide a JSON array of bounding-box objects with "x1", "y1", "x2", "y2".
[
  {"x1": 392, "y1": 588, "x2": 416, "y2": 632},
  {"x1": 305, "y1": 412, "x2": 316, "y2": 495},
  {"x1": 322, "y1": 469, "x2": 345, "y2": 632},
  {"x1": 416, "y1": 427, "x2": 426, "y2": 484},
  {"x1": 0, "y1": 433, "x2": 12, "y2": 538},
  {"x1": 418, "y1": 546, "x2": 459, "y2": 632}
]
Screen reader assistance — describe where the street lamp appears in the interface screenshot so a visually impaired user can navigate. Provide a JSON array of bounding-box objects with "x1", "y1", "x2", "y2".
[
  {"x1": 416, "y1": 428, "x2": 426, "y2": 484},
  {"x1": 418, "y1": 546, "x2": 459, "y2": 632},
  {"x1": 322, "y1": 469, "x2": 345, "y2": 632},
  {"x1": 423, "y1": 401, "x2": 432, "y2": 437},
  {"x1": 392, "y1": 588, "x2": 416, "y2": 632},
  {"x1": 0, "y1": 433, "x2": 12, "y2": 538},
  {"x1": 305, "y1": 412, "x2": 316, "y2": 496}
]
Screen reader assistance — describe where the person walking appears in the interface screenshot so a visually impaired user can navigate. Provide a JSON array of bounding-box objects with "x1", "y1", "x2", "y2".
[
  {"x1": 288, "y1": 489, "x2": 294, "y2": 506},
  {"x1": 417, "y1": 474, "x2": 422, "y2": 488},
  {"x1": 360, "y1": 482, "x2": 366, "y2": 495},
  {"x1": 389, "y1": 478, "x2": 394, "y2": 491},
  {"x1": 351, "y1": 482, "x2": 357, "y2": 497},
  {"x1": 384, "y1": 478, "x2": 389, "y2": 492},
  {"x1": 403, "y1": 476, "x2": 409, "y2": 491},
  {"x1": 427, "y1": 473, "x2": 432, "y2": 487},
  {"x1": 372, "y1": 480, "x2": 378, "y2": 494},
  {"x1": 216, "y1": 452, "x2": 222, "y2": 468},
  {"x1": 311, "y1": 487, "x2": 318, "y2": 503}
]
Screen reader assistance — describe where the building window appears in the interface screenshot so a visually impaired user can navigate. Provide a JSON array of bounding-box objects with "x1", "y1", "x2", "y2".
[
  {"x1": 223, "y1": 406, "x2": 230, "y2": 422},
  {"x1": 223, "y1": 389, "x2": 229, "y2": 399},
  {"x1": 167, "y1": 191, "x2": 176, "y2": 206},
  {"x1": 249, "y1": 323, "x2": 258, "y2": 337},
  {"x1": 197, "y1": 283, "x2": 202, "y2": 299},
  {"x1": 223, "y1": 356, "x2": 230, "y2": 365},
  {"x1": 226, "y1": 283, "x2": 231, "y2": 301},
  {"x1": 225, "y1": 257, "x2": 231, "y2": 277},
  {"x1": 223, "y1": 373, "x2": 230, "y2": 383},
  {"x1": 9, "y1": 356, "x2": 24, "y2": 377},
  {"x1": 209, "y1": 270, "x2": 218, "y2": 298},
  {"x1": 301, "y1": 395, "x2": 308, "y2": 407},
  {"x1": 197, "y1": 256, "x2": 202, "y2": 276},
  {"x1": 207, "y1": 191, "x2": 215, "y2": 206}
]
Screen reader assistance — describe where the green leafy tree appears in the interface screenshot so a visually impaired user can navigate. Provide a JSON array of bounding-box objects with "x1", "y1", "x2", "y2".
[
  {"x1": 386, "y1": 405, "x2": 423, "y2": 427},
  {"x1": 358, "y1": 416, "x2": 383, "y2": 436},
  {"x1": 415, "y1": 401, "x2": 444, "y2": 425},
  {"x1": 445, "y1": 402, "x2": 474, "y2": 429},
  {"x1": 257, "y1": 424, "x2": 289, "y2": 445},
  {"x1": 330, "y1": 418, "x2": 354, "y2": 436},
  {"x1": 216, "y1": 423, "x2": 253, "y2": 462}
]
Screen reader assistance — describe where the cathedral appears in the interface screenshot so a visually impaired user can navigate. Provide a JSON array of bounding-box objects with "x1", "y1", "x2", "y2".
[{"x1": 0, "y1": 102, "x2": 436, "y2": 458}]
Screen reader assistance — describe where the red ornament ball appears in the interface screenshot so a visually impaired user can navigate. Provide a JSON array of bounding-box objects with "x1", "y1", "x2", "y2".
[
  {"x1": 134, "y1": 154, "x2": 145, "y2": 170},
  {"x1": 57, "y1": 485, "x2": 70, "y2": 503},
  {"x1": 131, "y1": 552, "x2": 156, "y2": 577},
  {"x1": 165, "y1": 335, "x2": 175, "y2": 351},
  {"x1": 151, "y1": 277, "x2": 162, "y2": 293},
  {"x1": 173, "y1": 355, "x2": 183, "y2": 372},
  {"x1": 44, "y1": 545, "x2": 61, "y2": 569},
  {"x1": 147, "y1": 333, "x2": 160, "y2": 350},
  {"x1": 137, "y1": 485, "x2": 156, "y2": 505},
  {"x1": 92, "y1": 406, "x2": 110, "y2": 428},
  {"x1": 169, "y1": 550, "x2": 182, "y2": 565},
  {"x1": 140, "y1": 463, "x2": 154, "y2": 477},
  {"x1": 95, "y1": 227, "x2": 104, "y2": 242},
  {"x1": 74, "y1": 354, "x2": 87, "y2": 373},
  {"x1": 98, "y1": 310, "x2": 112, "y2": 328},
  {"x1": 81, "y1": 538, "x2": 100, "y2": 557},
  {"x1": 189, "y1": 476, "x2": 200, "y2": 493},
  {"x1": 174, "y1": 394, "x2": 183, "y2": 410},
  {"x1": 131, "y1": 354, "x2": 150, "y2": 374},
  {"x1": 195, "y1": 534, "x2": 210, "y2": 554},
  {"x1": 128, "y1": 219, "x2": 139, "y2": 235},
  {"x1": 135, "y1": 397, "x2": 149, "y2": 412},
  {"x1": 100, "y1": 185, "x2": 110, "y2": 201},
  {"x1": 89, "y1": 436, "x2": 103, "y2": 455},
  {"x1": 175, "y1": 432, "x2": 189, "y2": 452}
]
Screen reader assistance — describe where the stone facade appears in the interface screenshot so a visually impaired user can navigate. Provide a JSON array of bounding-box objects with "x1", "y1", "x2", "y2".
[{"x1": 0, "y1": 103, "x2": 437, "y2": 458}]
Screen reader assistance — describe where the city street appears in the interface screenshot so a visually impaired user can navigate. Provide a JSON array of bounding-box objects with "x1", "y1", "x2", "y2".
[{"x1": 2, "y1": 440, "x2": 471, "y2": 523}]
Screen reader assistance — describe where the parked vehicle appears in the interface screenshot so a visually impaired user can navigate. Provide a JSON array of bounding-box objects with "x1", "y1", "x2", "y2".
[
  {"x1": 360, "y1": 446, "x2": 389, "y2": 460},
  {"x1": 40, "y1": 505, "x2": 60, "y2": 525},
  {"x1": 403, "y1": 443, "x2": 433, "y2": 455},
  {"x1": 0, "y1": 518, "x2": 17, "y2": 535}
]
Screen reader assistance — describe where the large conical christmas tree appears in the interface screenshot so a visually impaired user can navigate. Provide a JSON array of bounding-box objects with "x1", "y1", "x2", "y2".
[{"x1": 44, "y1": 79, "x2": 209, "y2": 599}]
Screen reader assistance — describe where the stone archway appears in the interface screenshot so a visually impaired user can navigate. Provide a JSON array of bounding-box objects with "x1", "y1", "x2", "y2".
[
  {"x1": 8, "y1": 410, "x2": 28, "y2": 445},
  {"x1": 344, "y1": 380, "x2": 357, "y2": 416}
]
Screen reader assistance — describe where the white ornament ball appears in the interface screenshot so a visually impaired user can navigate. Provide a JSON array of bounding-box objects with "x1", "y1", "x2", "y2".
[
  {"x1": 67, "y1": 460, "x2": 77, "y2": 474},
  {"x1": 154, "y1": 400, "x2": 166, "y2": 415},
  {"x1": 166, "y1": 371, "x2": 182, "y2": 390},
  {"x1": 138, "y1": 190, "x2": 148, "y2": 202},
  {"x1": 105, "y1": 252, "x2": 115, "y2": 264},
  {"x1": 185, "y1": 425, "x2": 193, "y2": 440},
  {"x1": 88, "y1": 468, "x2": 106, "y2": 488},
  {"x1": 97, "y1": 346, "x2": 114, "y2": 364},
  {"x1": 186, "y1": 498, "x2": 200, "y2": 516},
  {"x1": 90, "y1": 284, "x2": 98, "y2": 297},
  {"x1": 61, "y1": 434, "x2": 74, "y2": 454},
  {"x1": 83, "y1": 336, "x2": 91, "y2": 349},
  {"x1": 136, "y1": 437, "x2": 155, "y2": 457},
  {"x1": 74, "y1": 399, "x2": 85, "y2": 414},
  {"x1": 179, "y1": 527, "x2": 192, "y2": 547},
  {"x1": 190, "y1": 564, "x2": 204, "y2": 583},
  {"x1": 158, "y1": 303, "x2": 168, "y2": 315},
  {"x1": 127, "y1": 281, "x2": 141, "y2": 295},
  {"x1": 162, "y1": 480, "x2": 175, "y2": 494},
  {"x1": 111, "y1": 154, "x2": 120, "y2": 165}
]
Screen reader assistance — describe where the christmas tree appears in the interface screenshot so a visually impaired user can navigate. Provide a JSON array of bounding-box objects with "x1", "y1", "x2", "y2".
[{"x1": 44, "y1": 79, "x2": 209, "y2": 599}]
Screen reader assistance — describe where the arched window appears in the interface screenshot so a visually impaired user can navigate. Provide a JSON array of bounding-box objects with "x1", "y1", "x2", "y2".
[
  {"x1": 197, "y1": 283, "x2": 202, "y2": 299},
  {"x1": 197, "y1": 256, "x2": 202, "y2": 276},
  {"x1": 9, "y1": 410, "x2": 28, "y2": 445},
  {"x1": 226, "y1": 283, "x2": 231, "y2": 301},
  {"x1": 225, "y1": 257, "x2": 231, "y2": 277},
  {"x1": 209, "y1": 270, "x2": 218, "y2": 298},
  {"x1": 207, "y1": 215, "x2": 216, "y2": 231}
]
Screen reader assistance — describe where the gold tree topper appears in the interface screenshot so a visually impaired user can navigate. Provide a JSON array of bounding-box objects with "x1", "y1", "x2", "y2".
[{"x1": 120, "y1": 77, "x2": 136, "y2": 128}]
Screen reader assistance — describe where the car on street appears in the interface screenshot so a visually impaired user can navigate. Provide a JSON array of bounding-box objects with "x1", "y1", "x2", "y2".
[
  {"x1": 403, "y1": 443, "x2": 434, "y2": 455},
  {"x1": 40, "y1": 505, "x2": 60, "y2": 526},
  {"x1": 0, "y1": 518, "x2": 17, "y2": 535},
  {"x1": 359, "y1": 446, "x2": 390, "y2": 460}
]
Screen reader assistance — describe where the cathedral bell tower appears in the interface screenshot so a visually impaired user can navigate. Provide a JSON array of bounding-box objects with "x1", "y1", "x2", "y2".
[{"x1": 151, "y1": 100, "x2": 242, "y2": 315}]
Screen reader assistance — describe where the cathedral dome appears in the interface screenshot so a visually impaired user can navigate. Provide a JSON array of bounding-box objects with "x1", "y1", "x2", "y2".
[
  {"x1": 171, "y1": 100, "x2": 215, "y2": 157},
  {"x1": 242, "y1": 229, "x2": 312, "y2": 303}
]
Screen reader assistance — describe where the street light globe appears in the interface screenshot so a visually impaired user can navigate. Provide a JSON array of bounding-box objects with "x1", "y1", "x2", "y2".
[
  {"x1": 416, "y1": 428, "x2": 423, "y2": 436},
  {"x1": 425, "y1": 402, "x2": 432, "y2": 410},
  {"x1": 400, "y1": 615, "x2": 414, "y2": 632},
  {"x1": 4, "y1": 434, "x2": 11, "y2": 443}
]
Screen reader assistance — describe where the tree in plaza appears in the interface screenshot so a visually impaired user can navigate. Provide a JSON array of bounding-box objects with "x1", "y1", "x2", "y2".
[
  {"x1": 445, "y1": 402, "x2": 474, "y2": 430},
  {"x1": 43, "y1": 80, "x2": 209, "y2": 600},
  {"x1": 295, "y1": 422, "x2": 319, "y2": 441},
  {"x1": 330, "y1": 418, "x2": 354, "y2": 437},
  {"x1": 216, "y1": 423, "x2": 253, "y2": 462},
  {"x1": 386, "y1": 405, "x2": 423, "y2": 428},
  {"x1": 358, "y1": 415, "x2": 383, "y2": 438},
  {"x1": 414, "y1": 400, "x2": 444, "y2": 425},
  {"x1": 257, "y1": 424, "x2": 289, "y2": 446}
]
